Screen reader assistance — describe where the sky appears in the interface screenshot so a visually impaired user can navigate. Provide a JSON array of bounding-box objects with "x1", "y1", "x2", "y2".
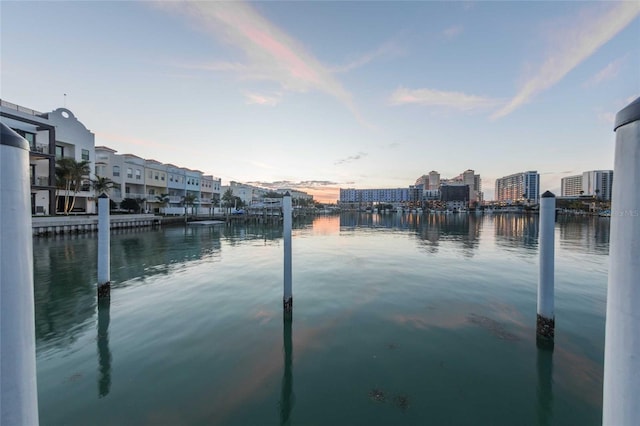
[{"x1": 1, "y1": 1, "x2": 638, "y2": 203}]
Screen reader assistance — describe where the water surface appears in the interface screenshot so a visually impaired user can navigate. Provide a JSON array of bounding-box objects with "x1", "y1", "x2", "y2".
[{"x1": 34, "y1": 213, "x2": 609, "y2": 425}]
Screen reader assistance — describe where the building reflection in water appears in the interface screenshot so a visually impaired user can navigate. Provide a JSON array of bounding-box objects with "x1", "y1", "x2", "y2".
[
  {"x1": 558, "y1": 216, "x2": 610, "y2": 255},
  {"x1": 493, "y1": 214, "x2": 539, "y2": 251},
  {"x1": 97, "y1": 296, "x2": 111, "y2": 398},
  {"x1": 536, "y1": 344, "x2": 554, "y2": 426},
  {"x1": 279, "y1": 313, "x2": 294, "y2": 425},
  {"x1": 340, "y1": 212, "x2": 482, "y2": 256}
]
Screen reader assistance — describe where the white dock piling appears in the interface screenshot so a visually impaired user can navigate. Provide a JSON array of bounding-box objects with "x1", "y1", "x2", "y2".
[
  {"x1": 283, "y1": 192, "x2": 292, "y2": 312},
  {"x1": 98, "y1": 194, "x2": 110, "y2": 297},
  {"x1": 603, "y1": 96, "x2": 640, "y2": 425},
  {"x1": 0, "y1": 123, "x2": 39, "y2": 425},
  {"x1": 537, "y1": 191, "x2": 556, "y2": 342}
]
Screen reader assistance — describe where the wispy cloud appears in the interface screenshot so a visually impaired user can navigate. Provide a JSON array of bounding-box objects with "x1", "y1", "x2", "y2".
[
  {"x1": 492, "y1": 2, "x2": 640, "y2": 119},
  {"x1": 330, "y1": 41, "x2": 403, "y2": 73},
  {"x1": 335, "y1": 152, "x2": 368, "y2": 165},
  {"x1": 584, "y1": 55, "x2": 627, "y2": 87},
  {"x1": 157, "y1": 1, "x2": 368, "y2": 124},
  {"x1": 244, "y1": 91, "x2": 282, "y2": 106},
  {"x1": 442, "y1": 25, "x2": 463, "y2": 39},
  {"x1": 246, "y1": 180, "x2": 339, "y2": 189},
  {"x1": 390, "y1": 87, "x2": 502, "y2": 111}
]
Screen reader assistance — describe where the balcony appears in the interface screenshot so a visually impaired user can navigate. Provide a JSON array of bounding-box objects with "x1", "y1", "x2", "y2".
[
  {"x1": 35, "y1": 176, "x2": 50, "y2": 186},
  {"x1": 124, "y1": 192, "x2": 147, "y2": 199}
]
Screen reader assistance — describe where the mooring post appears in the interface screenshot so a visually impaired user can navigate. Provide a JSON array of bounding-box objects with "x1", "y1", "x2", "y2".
[
  {"x1": 0, "y1": 123, "x2": 39, "y2": 425},
  {"x1": 283, "y1": 192, "x2": 293, "y2": 313},
  {"x1": 603, "y1": 96, "x2": 640, "y2": 425},
  {"x1": 98, "y1": 193, "x2": 111, "y2": 297},
  {"x1": 537, "y1": 190, "x2": 555, "y2": 344}
]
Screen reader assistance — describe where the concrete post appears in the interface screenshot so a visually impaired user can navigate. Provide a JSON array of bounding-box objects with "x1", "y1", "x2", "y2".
[
  {"x1": 98, "y1": 194, "x2": 110, "y2": 297},
  {"x1": 537, "y1": 191, "x2": 556, "y2": 342},
  {"x1": 603, "y1": 96, "x2": 640, "y2": 425},
  {"x1": 283, "y1": 192, "x2": 292, "y2": 313},
  {"x1": 0, "y1": 123, "x2": 39, "y2": 425}
]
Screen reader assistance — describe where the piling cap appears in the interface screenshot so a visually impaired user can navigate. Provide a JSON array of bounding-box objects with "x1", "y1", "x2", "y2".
[
  {"x1": 541, "y1": 191, "x2": 556, "y2": 198},
  {"x1": 614, "y1": 96, "x2": 640, "y2": 131},
  {"x1": 1, "y1": 122, "x2": 29, "y2": 150},
  {"x1": 99, "y1": 193, "x2": 109, "y2": 199},
  {"x1": 284, "y1": 191, "x2": 291, "y2": 197}
]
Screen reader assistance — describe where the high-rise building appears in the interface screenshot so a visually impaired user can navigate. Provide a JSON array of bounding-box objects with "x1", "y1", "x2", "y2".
[
  {"x1": 582, "y1": 170, "x2": 613, "y2": 201},
  {"x1": 494, "y1": 171, "x2": 540, "y2": 204},
  {"x1": 428, "y1": 171, "x2": 440, "y2": 190},
  {"x1": 561, "y1": 170, "x2": 613, "y2": 200},
  {"x1": 561, "y1": 174, "x2": 583, "y2": 197}
]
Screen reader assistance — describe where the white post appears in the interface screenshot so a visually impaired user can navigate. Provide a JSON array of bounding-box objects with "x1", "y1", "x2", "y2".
[
  {"x1": 98, "y1": 194, "x2": 110, "y2": 297},
  {"x1": 603, "y1": 96, "x2": 640, "y2": 425},
  {"x1": 283, "y1": 192, "x2": 292, "y2": 313},
  {"x1": 537, "y1": 191, "x2": 556, "y2": 342},
  {"x1": 0, "y1": 123, "x2": 39, "y2": 425}
]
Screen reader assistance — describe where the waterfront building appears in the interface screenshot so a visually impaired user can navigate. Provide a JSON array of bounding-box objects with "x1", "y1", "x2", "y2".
[
  {"x1": 276, "y1": 189, "x2": 313, "y2": 202},
  {"x1": 95, "y1": 147, "x2": 221, "y2": 214},
  {"x1": 428, "y1": 171, "x2": 440, "y2": 190},
  {"x1": 561, "y1": 174, "x2": 583, "y2": 197},
  {"x1": 222, "y1": 181, "x2": 267, "y2": 206},
  {"x1": 339, "y1": 187, "x2": 413, "y2": 207},
  {"x1": 440, "y1": 184, "x2": 470, "y2": 210},
  {"x1": 494, "y1": 171, "x2": 540, "y2": 204},
  {"x1": 582, "y1": 170, "x2": 613, "y2": 201},
  {"x1": 561, "y1": 170, "x2": 613, "y2": 201},
  {"x1": 1, "y1": 100, "x2": 95, "y2": 215}
]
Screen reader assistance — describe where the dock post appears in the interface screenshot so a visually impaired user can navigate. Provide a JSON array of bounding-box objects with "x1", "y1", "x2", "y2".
[
  {"x1": 537, "y1": 190, "x2": 555, "y2": 344},
  {"x1": 603, "y1": 97, "x2": 640, "y2": 425},
  {"x1": 283, "y1": 192, "x2": 293, "y2": 313},
  {"x1": 0, "y1": 123, "x2": 39, "y2": 425},
  {"x1": 98, "y1": 193, "x2": 110, "y2": 297}
]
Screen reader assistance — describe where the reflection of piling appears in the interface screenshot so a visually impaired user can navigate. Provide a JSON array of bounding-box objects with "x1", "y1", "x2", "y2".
[
  {"x1": 98, "y1": 194, "x2": 110, "y2": 297},
  {"x1": 283, "y1": 192, "x2": 292, "y2": 313},
  {"x1": 279, "y1": 314, "x2": 294, "y2": 425},
  {"x1": 536, "y1": 345, "x2": 553, "y2": 426},
  {"x1": 0, "y1": 124, "x2": 39, "y2": 425},
  {"x1": 97, "y1": 296, "x2": 112, "y2": 398},
  {"x1": 537, "y1": 191, "x2": 555, "y2": 342},
  {"x1": 603, "y1": 97, "x2": 640, "y2": 425}
]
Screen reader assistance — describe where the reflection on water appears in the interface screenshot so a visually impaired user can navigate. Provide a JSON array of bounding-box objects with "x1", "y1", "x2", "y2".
[
  {"x1": 97, "y1": 297, "x2": 111, "y2": 398},
  {"x1": 279, "y1": 315, "x2": 294, "y2": 426},
  {"x1": 493, "y1": 214, "x2": 539, "y2": 250},
  {"x1": 536, "y1": 346, "x2": 553, "y2": 426},
  {"x1": 33, "y1": 214, "x2": 608, "y2": 425}
]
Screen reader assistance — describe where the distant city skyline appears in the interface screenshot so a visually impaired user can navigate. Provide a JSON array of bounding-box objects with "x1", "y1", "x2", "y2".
[{"x1": 2, "y1": 1, "x2": 638, "y2": 202}]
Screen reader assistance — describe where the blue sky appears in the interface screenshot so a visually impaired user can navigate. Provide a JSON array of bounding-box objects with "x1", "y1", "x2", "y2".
[{"x1": 2, "y1": 1, "x2": 638, "y2": 202}]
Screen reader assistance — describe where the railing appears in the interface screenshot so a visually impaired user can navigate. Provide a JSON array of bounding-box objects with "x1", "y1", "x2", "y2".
[
  {"x1": 0, "y1": 99, "x2": 45, "y2": 116},
  {"x1": 36, "y1": 176, "x2": 49, "y2": 186},
  {"x1": 124, "y1": 193, "x2": 146, "y2": 199},
  {"x1": 29, "y1": 144, "x2": 50, "y2": 154},
  {"x1": 168, "y1": 196, "x2": 183, "y2": 203}
]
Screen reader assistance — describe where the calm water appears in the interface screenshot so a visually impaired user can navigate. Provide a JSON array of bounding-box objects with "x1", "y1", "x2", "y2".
[{"x1": 33, "y1": 213, "x2": 610, "y2": 425}]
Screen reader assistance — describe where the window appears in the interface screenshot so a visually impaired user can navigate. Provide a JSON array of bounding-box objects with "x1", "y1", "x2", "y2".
[
  {"x1": 81, "y1": 149, "x2": 89, "y2": 161},
  {"x1": 154, "y1": 173, "x2": 159, "y2": 180},
  {"x1": 136, "y1": 169, "x2": 141, "y2": 180},
  {"x1": 161, "y1": 174, "x2": 165, "y2": 181},
  {"x1": 55, "y1": 145, "x2": 64, "y2": 158},
  {"x1": 113, "y1": 166, "x2": 120, "y2": 176},
  {"x1": 127, "y1": 168, "x2": 133, "y2": 178}
]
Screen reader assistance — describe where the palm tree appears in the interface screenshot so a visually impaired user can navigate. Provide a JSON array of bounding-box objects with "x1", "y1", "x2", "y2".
[
  {"x1": 222, "y1": 188, "x2": 235, "y2": 213},
  {"x1": 155, "y1": 193, "x2": 170, "y2": 215},
  {"x1": 55, "y1": 158, "x2": 91, "y2": 214},
  {"x1": 92, "y1": 175, "x2": 117, "y2": 196},
  {"x1": 182, "y1": 193, "x2": 198, "y2": 222}
]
